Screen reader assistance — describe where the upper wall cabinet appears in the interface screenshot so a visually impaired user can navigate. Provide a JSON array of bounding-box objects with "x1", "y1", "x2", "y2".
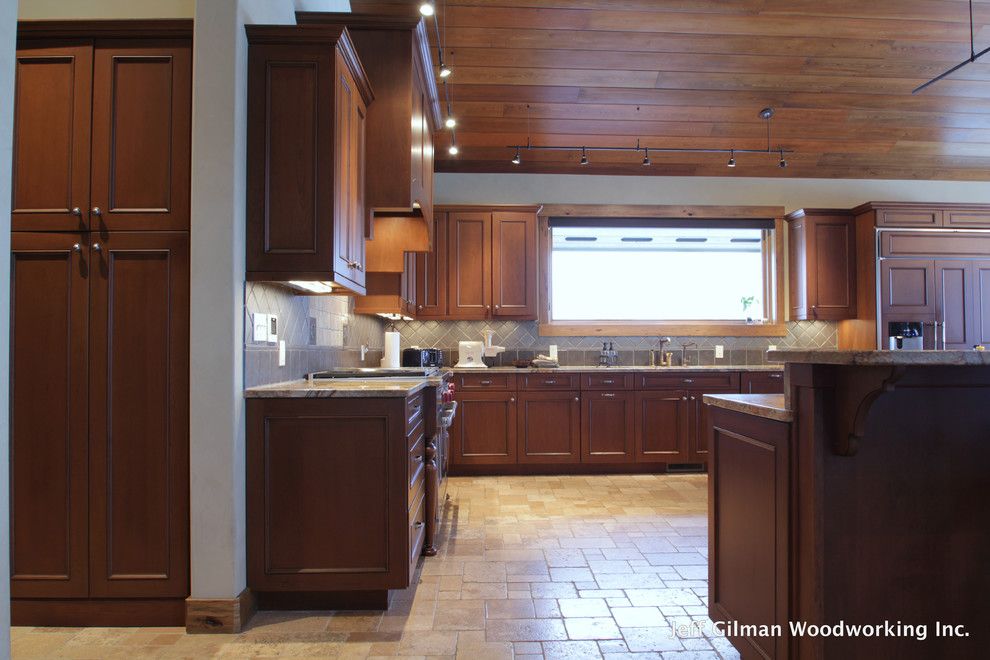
[
  {"x1": 786, "y1": 209, "x2": 857, "y2": 321},
  {"x1": 245, "y1": 25, "x2": 373, "y2": 293},
  {"x1": 857, "y1": 202, "x2": 990, "y2": 230},
  {"x1": 13, "y1": 33, "x2": 191, "y2": 231},
  {"x1": 297, "y1": 7, "x2": 441, "y2": 271}
]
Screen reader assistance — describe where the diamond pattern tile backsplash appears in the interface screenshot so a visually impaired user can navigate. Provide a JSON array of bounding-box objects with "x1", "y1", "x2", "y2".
[
  {"x1": 244, "y1": 283, "x2": 385, "y2": 387},
  {"x1": 391, "y1": 319, "x2": 838, "y2": 367}
]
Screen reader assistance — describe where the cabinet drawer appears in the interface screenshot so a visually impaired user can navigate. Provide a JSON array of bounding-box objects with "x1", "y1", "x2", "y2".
[
  {"x1": 945, "y1": 210, "x2": 990, "y2": 229},
  {"x1": 407, "y1": 415, "x2": 425, "y2": 450},
  {"x1": 520, "y1": 373, "x2": 580, "y2": 390},
  {"x1": 409, "y1": 433, "x2": 426, "y2": 494},
  {"x1": 406, "y1": 391, "x2": 424, "y2": 428},
  {"x1": 408, "y1": 488, "x2": 426, "y2": 573},
  {"x1": 741, "y1": 371, "x2": 785, "y2": 394},
  {"x1": 877, "y1": 208, "x2": 942, "y2": 228},
  {"x1": 456, "y1": 373, "x2": 516, "y2": 390},
  {"x1": 582, "y1": 373, "x2": 634, "y2": 390},
  {"x1": 638, "y1": 372, "x2": 740, "y2": 391}
]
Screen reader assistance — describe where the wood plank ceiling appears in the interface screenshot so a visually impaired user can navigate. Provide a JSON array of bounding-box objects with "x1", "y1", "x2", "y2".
[{"x1": 375, "y1": 0, "x2": 990, "y2": 180}]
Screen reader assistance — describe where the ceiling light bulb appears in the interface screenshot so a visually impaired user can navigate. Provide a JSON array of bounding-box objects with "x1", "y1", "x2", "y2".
[
  {"x1": 511, "y1": 148, "x2": 521, "y2": 165},
  {"x1": 727, "y1": 150, "x2": 736, "y2": 167},
  {"x1": 642, "y1": 148, "x2": 651, "y2": 166},
  {"x1": 580, "y1": 147, "x2": 588, "y2": 165},
  {"x1": 448, "y1": 143, "x2": 459, "y2": 156},
  {"x1": 419, "y1": 2, "x2": 435, "y2": 17},
  {"x1": 439, "y1": 65, "x2": 452, "y2": 78},
  {"x1": 445, "y1": 116, "x2": 456, "y2": 129}
]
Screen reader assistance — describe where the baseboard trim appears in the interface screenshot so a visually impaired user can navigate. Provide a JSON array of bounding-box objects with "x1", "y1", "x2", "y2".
[
  {"x1": 185, "y1": 587, "x2": 256, "y2": 634},
  {"x1": 12, "y1": 598, "x2": 186, "y2": 626},
  {"x1": 449, "y1": 462, "x2": 707, "y2": 476}
]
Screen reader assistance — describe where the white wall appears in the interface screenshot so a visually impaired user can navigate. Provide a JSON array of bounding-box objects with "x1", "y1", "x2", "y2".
[
  {"x1": 436, "y1": 173, "x2": 990, "y2": 212},
  {"x1": 0, "y1": 1, "x2": 15, "y2": 657}
]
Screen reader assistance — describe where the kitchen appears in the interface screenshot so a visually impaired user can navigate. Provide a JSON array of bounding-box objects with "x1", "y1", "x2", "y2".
[{"x1": 3, "y1": 1, "x2": 990, "y2": 659}]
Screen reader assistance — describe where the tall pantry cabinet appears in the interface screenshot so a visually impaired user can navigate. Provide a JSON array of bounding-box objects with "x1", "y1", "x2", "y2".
[{"x1": 10, "y1": 21, "x2": 191, "y2": 626}]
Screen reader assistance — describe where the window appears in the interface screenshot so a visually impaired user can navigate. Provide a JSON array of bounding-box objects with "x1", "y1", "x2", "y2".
[{"x1": 545, "y1": 218, "x2": 781, "y2": 332}]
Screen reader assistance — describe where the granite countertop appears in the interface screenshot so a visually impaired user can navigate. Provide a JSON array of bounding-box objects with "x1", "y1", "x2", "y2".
[
  {"x1": 703, "y1": 393, "x2": 793, "y2": 422},
  {"x1": 767, "y1": 349, "x2": 990, "y2": 366},
  {"x1": 245, "y1": 377, "x2": 431, "y2": 398},
  {"x1": 448, "y1": 364, "x2": 784, "y2": 373}
]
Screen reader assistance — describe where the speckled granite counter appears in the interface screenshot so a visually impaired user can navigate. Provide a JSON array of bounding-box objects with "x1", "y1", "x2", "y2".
[
  {"x1": 448, "y1": 364, "x2": 784, "y2": 373},
  {"x1": 703, "y1": 393, "x2": 792, "y2": 422},
  {"x1": 767, "y1": 349, "x2": 990, "y2": 366},
  {"x1": 245, "y1": 377, "x2": 430, "y2": 398}
]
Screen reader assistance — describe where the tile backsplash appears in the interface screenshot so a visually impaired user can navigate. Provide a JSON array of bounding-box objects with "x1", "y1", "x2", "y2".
[
  {"x1": 391, "y1": 319, "x2": 838, "y2": 367},
  {"x1": 244, "y1": 283, "x2": 385, "y2": 387}
]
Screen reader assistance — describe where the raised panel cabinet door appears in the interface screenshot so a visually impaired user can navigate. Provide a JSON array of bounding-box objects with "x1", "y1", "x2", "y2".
[
  {"x1": 944, "y1": 210, "x2": 990, "y2": 229},
  {"x1": 877, "y1": 208, "x2": 943, "y2": 228},
  {"x1": 581, "y1": 391, "x2": 635, "y2": 463},
  {"x1": 246, "y1": 43, "x2": 334, "y2": 275},
  {"x1": 333, "y1": 51, "x2": 366, "y2": 290},
  {"x1": 402, "y1": 251, "x2": 417, "y2": 316},
  {"x1": 415, "y1": 212, "x2": 448, "y2": 319},
  {"x1": 12, "y1": 42, "x2": 92, "y2": 231},
  {"x1": 10, "y1": 233, "x2": 90, "y2": 598},
  {"x1": 935, "y1": 260, "x2": 976, "y2": 350},
  {"x1": 810, "y1": 216, "x2": 856, "y2": 320},
  {"x1": 517, "y1": 391, "x2": 581, "y2": 464},
  {"x1": 880, "y1": 258, "x2": 936, "y2": 317},
  {"x1": 787, "y1": 217, "x2": 808, "y2": 320},
  {"x1": 447, "y1": 211, "x2": 492, "y2": 319},
  {"x1": 492, "y1": 211, "x2": 538, "y2": 318},
  {"x1": 88, "y1": 232, "x2": 189, "y2": 598},
  {"x1": 976, "y1": 261, "x2": 990, "y2": 345},
  {"x1": 90, "y1": 41, "x2": 191, "y2": 231},
  {"x1": 634, "y1": 391, "x2": 688, "y2": 463},
  {"x1": 450, "y1": 391, "x2": 517, "y2": 465}
]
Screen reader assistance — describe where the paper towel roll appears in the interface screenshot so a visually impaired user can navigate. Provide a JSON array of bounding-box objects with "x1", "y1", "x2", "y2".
[{"x1": 381, "y1": 331, "x2": 401, "y2": 368}]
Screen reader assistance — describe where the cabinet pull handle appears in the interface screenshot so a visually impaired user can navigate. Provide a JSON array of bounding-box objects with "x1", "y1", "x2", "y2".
[
  {"x1": 413, "y1": 455, "x2": 424, "y2": 462},
  {"x1": 414, "y1": 521, "x2": 424, "y2": 529},
  {"x1": 495, "y1": 304, "x2": 500, "y2": 309},
  {"x1": 91, "y1": 207, "x2": 102, "y2": 217},
  {"x1": 545, "y1": 380, "x2": 556, "y2": 384},
  {"x1": 690, "y1": 396, "x2": 696, "y2": 401},
  {"x1": 683, "y1": 378, "x2": 694, "y2": 383},
  {"x1": 418, "y1": 305, "x2": 423, "y2": 310},
  {"x1": 71, "y1": 207, "x2": 82, "y2": 217},
  {"x1": 602, "y1": 379, "x2": 614, "y2": 384},
  {"x1": 480, "y1": 380, "x2": 492, "y2": 385},
  {"x1": 769, "y1": 373, "x2": 782, "y2": 379},
  {"x1": 602, "y1": 392, "x2": 616, "y2": 398}
]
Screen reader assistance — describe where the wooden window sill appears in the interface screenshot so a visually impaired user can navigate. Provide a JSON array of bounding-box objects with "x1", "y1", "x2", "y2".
[{"x1": 538, "y1": 322, "x2": 788, "y2": 337}]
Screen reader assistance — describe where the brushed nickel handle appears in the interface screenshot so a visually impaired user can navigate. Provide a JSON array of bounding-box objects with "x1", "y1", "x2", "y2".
[
  {"x1": 71, "y1": 207, "x2": 81, "y2": 216},
  {"x1": 602, "y1": 379, "x2": 614, "y2": 384},
  {"x1": 92, "y1": 242, "x2": 101, "y2": 252},
  {"x1": 413, "y1": 455, "x2": 424, "y2": 462},
  {"x1": 91, "y1": 207, "x2": 102, "y2": 216},
  {"x1": 690, "y1": 396, "x2": 696, "y2": 401},
  {"x1": 355, "y1": 262, "x2": 363, "y2": 271},
  {"x1": 418, "y1": 305, "x2": 423, "y2": 310},
  {"x1": 769, "y1": 373, "x2": 782, "y2": 379},
  {"x1": 574, "y1": 397, "x2": 579, "y2": 402},
  {"x1": 414, "y1": 521, "x2": 424, "y2": 529},
  {"x1": 545, "y1": 380, "x2": 557, "y2": 385},
  {"x1": 495, "y1": 304, "x2": 500, "y2": 309},
  {"x1": 510, "y1": 397, "x2": 516, "y2": 403},
  {"x1": 72, "y1": 243, "x2": 81, "y2": 252},
  {"x1": 602, "y1": 392, "x2": 616, "y2": 398},
  {"x1": 683, "y1": 378, "x2": 694, "y2": 384},
  {"x1": 480, "y1": 380, "x2": 492, "y2": 385},
  {"x1": 682, "y1": 396, "x2": 688, "y2": 401}
]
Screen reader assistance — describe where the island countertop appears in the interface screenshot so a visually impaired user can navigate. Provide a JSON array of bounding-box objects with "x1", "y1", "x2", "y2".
[
  {"x1": 245, "y1": 377, "x2": 431, "y2": 398},
  {"x1": 767, "y1": 349, "x2": 990, "y2": 366},
  {"x1": 703, "y1": 393, "x2": 792, "y2": 422}
]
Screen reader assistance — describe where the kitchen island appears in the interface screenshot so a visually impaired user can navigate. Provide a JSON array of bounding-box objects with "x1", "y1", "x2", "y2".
[{"x1": 704, "y1": 350, "x2": 990, "y2": 660}]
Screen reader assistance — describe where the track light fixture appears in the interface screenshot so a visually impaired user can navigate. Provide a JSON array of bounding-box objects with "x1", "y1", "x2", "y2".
[
  {"x1": 419, "y1": 2, "x2": 435, "y2": 17},
  {"x1": 448, "y1": 141, "x2": 459, "y2": 156},
  {"x1": 439, "y1": 63, "x2": 452, "y2": 78},
  {"x1": 445, "y1": 116, "x2": 456, "y2": 129},
  {"x1": 504, "y1": 108, "x2": 793, "y2": 168},
  {"x1": 914, "y1": 0, "x2": 988, "y2": 93},
  {"x1": 511, "y1": 148, "x2": 521, "y2": 165}
]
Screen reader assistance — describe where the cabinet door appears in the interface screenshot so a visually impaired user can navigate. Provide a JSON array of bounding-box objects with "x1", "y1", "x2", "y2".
[
  {"x1": 741, "y1": 372, "x2": 785, "y2": 394},
  {"x1": 90, "y1": 41, "x2": 191, "y2": 231},
  {"x1": 877, "y1": 207, "x2": 942, "y2": 228},
  {"x1": 415, "y1": 212, "x2": 448, "y2": 319},
  {"x1": 12, "y1": 42, "x2": 92, "y2": 231},
  {"x1": 810, "y1": 216, "x2": 856, "y2": 320},
  {"x1": 450, "y1": 391, "x2": 517, "y2": 465},
  {"x1": 689, "y1": 391, "x2": 735, "y2": 463},
  {"x1": 333, "y1": 51, "x2": 366, "y2": 291},
  {"x1": 447, "y1": 211, "x2": 492, "y2": 319},
  {"x1": 88, "y1": 232, "x2": 189, "y2": 598},
  {"x1": 975, "y1": 261, "x2": 990, "y2": 346},
  {"x1": 634, "y1": 391, "x2": 688, "y2": 463},
  {"x1": 944, "y1": 210, "x2": 990, "y2": 229},
  {"x1": 402, "y1": 250, "x2": 417, "y2": 316},
  {"x1": 880, "y1": 259, "x2": 936, "y2": 317},
  {"x1": 10, "y1": 233, "x2": 90, "y2": 598},
  {"x1": 935, "y1": 260, "x2": 976, "y2": 350},
  {"x1": 517, "y1": 391, "x2": 581, "y2": 464},
  {"x1": 581, "y1": 391, "x2": 635, "y2": 463},
  {"x1": 492, "y1": 211, "x2": 538, "y2": 319}
]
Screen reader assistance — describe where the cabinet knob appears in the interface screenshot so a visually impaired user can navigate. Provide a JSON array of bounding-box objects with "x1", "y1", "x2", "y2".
[
  {"x1": 92, "y1": 242, "x2": 101, "y2": 251},
  {"x1": 418, "y1": 305, "x2": 423, "y2": 311},
  {"x1": 72, "y1": 243, "x2": 81, "y2": 252},
  {"x1": 495, "y1": 305, "x2": 500, "y2": 309},
  {"x1": 690, "y1": 396, "x2": 696, "y2": 401},
  {"x1": 682, "y1": 396, "x2": 688, "y2": 401},
  {"x1": 574, "y1": 397, "x2": 579, "y2": 402},
  {"x1": 510, "y1": 397, "x2": 515, "y2": 403},
  {"x1": 413, "y1": 455, "x2": 424, "y2": 463},
  {"x1": 355, "y1": 262, "x2": 363, "y2": 271},
  {"x1": 91, "y1": 207, "x2": 102, "y2": 216},
  {"x1": 71, "y1": 207, "x2": 82, "y2": 217}
]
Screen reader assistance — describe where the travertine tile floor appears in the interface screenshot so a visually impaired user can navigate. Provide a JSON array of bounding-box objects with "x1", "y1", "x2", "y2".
[{"x1": 12, "y1": 474, "x2": 739, "y2": 659}]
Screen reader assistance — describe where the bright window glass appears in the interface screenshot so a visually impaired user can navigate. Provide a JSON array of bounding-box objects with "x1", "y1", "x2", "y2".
[{"x1": 550, "y1": 225, "x2": 767, "y2": 321}]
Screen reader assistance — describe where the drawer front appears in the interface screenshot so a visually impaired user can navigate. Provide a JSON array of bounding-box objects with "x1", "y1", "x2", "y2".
[
  {"x1": 877, "y1": 208, "x2": 943, "y2": 228},
  {"x1": 407, "y1": 415, "x2": 425, "y2": 451},
  {"x1": 582, "y1": 373, "x2": 634, "y2": 390},
  {"x1": 741, "y1": 372, "x2": 785, "y2": 394},
  {"x1": 409, "y1": 433, "x2": 426, "y2": 494},
  {"x1": 638, "y1": 372, "x2": 740, "y2": 391},
  {"x1": 406, "y1": 391, "x2": 424, "y2": 429},
  {"x1": 520, "y1": 373, "x2": 581, "y2": 390},
  {"x1": 408, "y1": 488, "x2": 426, "y2": 573},
  {"x1": 945, "y1": 210, "x2": 990, "y2": 229},
  {"x1": 456, "y1": 373, "x2": 516, "y2": 391}
]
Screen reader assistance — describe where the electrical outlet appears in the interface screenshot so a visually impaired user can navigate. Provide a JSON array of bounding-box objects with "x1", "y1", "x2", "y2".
[
  {"x1": 267, "y1": 314, "x2": 279, "y2": 344},
  {"x1": 252, "y1": 313, "x2": 269, "y2": 343},
  {"x1": 308, "y1": 317, "x2": 317, "y2": 346},
  {"x1": 714, "y1": 344, "x2": 724, "y2": 359},
  {"x1": 278, "y1": 340, "x2": 286, "y2": 366},
  {"x1": 768, "y1": 344, "x2": 778, "y2": 352}
]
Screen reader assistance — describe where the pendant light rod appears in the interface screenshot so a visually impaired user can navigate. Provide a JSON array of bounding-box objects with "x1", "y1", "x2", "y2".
[{"x1": 913, "y1": 0, "x2": 988, "y2": 94}]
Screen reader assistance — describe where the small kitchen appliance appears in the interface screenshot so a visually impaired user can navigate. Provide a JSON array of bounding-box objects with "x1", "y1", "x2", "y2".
[
  {"x1": 887, "y1": 321, "x2": 924, "y2": 350},
  {"x1": 402, "y1": 347, "x2": 443, "y2": 367},
  {"x1": 455, "y1": 340, "x2": 486, "y2": 367}
]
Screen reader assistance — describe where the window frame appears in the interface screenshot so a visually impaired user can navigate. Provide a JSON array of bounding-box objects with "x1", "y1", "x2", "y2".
[{"x1": 536, "y1": 205, "x2": 788, "y2": 337}]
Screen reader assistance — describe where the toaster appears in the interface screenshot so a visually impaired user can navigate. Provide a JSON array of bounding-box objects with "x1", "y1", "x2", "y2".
[{"x1": 402, "y1": 347, "x2": 443, "y2": 367}]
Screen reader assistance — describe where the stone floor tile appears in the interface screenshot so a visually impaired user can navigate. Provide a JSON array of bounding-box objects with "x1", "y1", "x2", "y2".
[
  {"x1": 564, "y1": 617, "x2": 623, "y2": 640},
  {"x1": 484, "y1": 618, "x2": 568, "y2": 642},
  {"x1": 543, "y1": 639, "x2": 606, "y2": 659},
  {"x1": 558, "y1": 598, "x2": 611, "y2": 618},
  {"x1": 484, "y1": 599, "x2": 536, "y2": 620}
]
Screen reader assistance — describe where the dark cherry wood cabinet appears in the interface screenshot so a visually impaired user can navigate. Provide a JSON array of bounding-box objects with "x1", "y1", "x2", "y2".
[
  {"x1": 880, "y1": 258, "x2": 936, "y2": 318},
  {"x1": 245, "y1": 25, "x2": 372, "y2": 291},
  {"x1": 634, "y1": 391, "x2": 688, "y2": 463},
  {"x1": 934, "y1": 260, "x2": 977, "y2": 350},
  {"x1": 492, "y1": 211, "x2": 538, "y2": 318},
  {"x1": 786, "y1": 209, "x2": 856, "y2": 321},
  {"x1": 447, "y1": 211, "x2": 492, "y2": 319},
  {"x1": 976, "y1": 261, "x2": 990, "y2": 345},
  {"x1": 517, "y1": 391, "x2": 581, "y2": 464},
  {"x1": 414, "y1": 211, "x2": 448, "y2": 319},
  {"x1": 741, "y1": 371, "x2": 785, "y2": 394},
  {"x1": 449, "y1": 391, "x2": 517, "y2": 465},
  {"x1": 13, "y1": 38, "x2": 191, "y2": 232},
  {"x1": 857, "y1": 202, "x2": 990, "y2": 230},
  {"x1": 581, "y1": 391, "x2": 635, "y2": 463}
]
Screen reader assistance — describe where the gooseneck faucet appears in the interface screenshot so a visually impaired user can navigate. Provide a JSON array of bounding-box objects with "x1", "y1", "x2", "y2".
[
  {"x1": 680, "y1": 341, "x2": 698, "y2": 366},
  {"x1": 652, "y1": 337, "x2": 672, "y2": 367}
]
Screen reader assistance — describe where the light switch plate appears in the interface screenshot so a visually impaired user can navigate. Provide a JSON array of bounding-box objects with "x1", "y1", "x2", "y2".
[
  {"x1": 714, "y1": 344, "x2": 724, "y2": 359},
  {"x1": 267, "y1": 314, "x2": 279, "y2": 344},
  {"x1": 278, "y1": 340, "x2": 286, "y2": 366},
  {"x1": 252, "y1": 313, "x2": 269, "y2": 343}
]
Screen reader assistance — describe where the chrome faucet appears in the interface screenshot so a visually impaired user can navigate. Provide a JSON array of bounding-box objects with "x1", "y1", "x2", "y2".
[
  {"x1": 652, "y1": 337, "x2": 672, "y2": 367},
  {"x1": 680, "y1": 341, "x2": 698, "y2": 366}
]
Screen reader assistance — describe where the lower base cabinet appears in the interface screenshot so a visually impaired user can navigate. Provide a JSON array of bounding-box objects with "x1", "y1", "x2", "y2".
[
  {"x1": 581, "y1": 391, "x2": 635, "y2": 463},
  {"x1": 635, "y1": 391, "x2": 689, "y2": 462},
  {"x1": 449, "y1": 391, "x2": 517, "y2": 464},
  {"x1": 517, "y1": 391, "x2": 581, "y2": 463}
]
